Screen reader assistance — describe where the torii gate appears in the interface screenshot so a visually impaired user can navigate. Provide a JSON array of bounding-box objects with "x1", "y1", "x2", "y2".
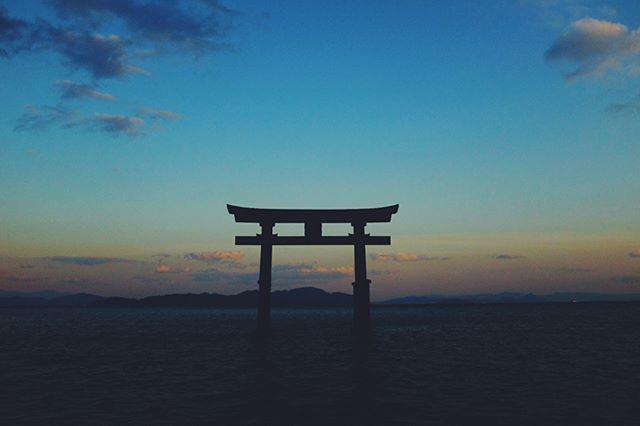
[{"x1": 227, "y1": 204, "x2": 399, "y2": 335}]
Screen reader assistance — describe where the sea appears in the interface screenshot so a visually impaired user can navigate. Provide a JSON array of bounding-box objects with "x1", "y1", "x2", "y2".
[{"x1": 1, "y1": 303, "x2": 639, "y2": 425}]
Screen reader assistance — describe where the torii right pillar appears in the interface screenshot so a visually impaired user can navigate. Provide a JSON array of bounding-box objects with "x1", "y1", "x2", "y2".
[{"x1": 352, "y1": 222, "x2": 371, "y2": 336}]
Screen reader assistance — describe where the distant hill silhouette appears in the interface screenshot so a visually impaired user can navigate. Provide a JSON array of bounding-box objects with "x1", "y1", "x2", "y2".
[
  {"x1": 93, "y1": 287, "x2": 352, "y2": 308},
  {"x1": 381, "y1": 292, "x2": 640, "y2": 304},
  {"x1": 0, "y1": 290, "x2": 71, "y2": 299},
  {"x1": 0, "y1": 296, "x2": 51, "y2": 307},
  {"x1": 3, "y1": 287, "x2": 640, "y2": 308},
  {"x1": 0, "y1": 292, "x2": 104, "y2": 307}
]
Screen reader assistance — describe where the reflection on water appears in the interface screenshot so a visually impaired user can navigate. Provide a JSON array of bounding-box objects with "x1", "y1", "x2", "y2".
[{"x1": 1, "y1": 304, "x2": 640, "y2": 425}]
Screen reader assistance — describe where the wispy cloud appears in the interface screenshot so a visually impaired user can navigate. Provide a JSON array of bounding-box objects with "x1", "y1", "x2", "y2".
[
  {"x1": 629, "y1": 249, "x2": 640, "y2": 258},
  {"x1": 546, "y1": 18, "x2": 640, "y2": 81},
  {"x1": 14, "y1": 104, "x2": 180, "y2": 137},
  {"x1": 14, "y1": 104, "x2": 84, "y2": 132},
  {"x1": 55, "y1": 80, "x2": 115, "y2": 101},
  {"x1": 4, "y1": 1, "x2": 234, "y2": 79},
  {"x1": 184, "y1": 251, "x2": 244, "y2": 263},
  {"x1": 607, "y1": 93, "x2": 640, "y2": 115},
  {"x1": 2, "y1": 1, "x2": 236, "y2": 134},
  {"x1": 47, "y1": 0, "x2": 234, "y2": 54},
  {"x1": 0, "y1": 275, "x2": 42, "y2": 284},
  {"x1": 370, "y1": 252, "x2": 449, "y2": 262},
  {"x1": 191, "y1": 268, "x2": 225, "y2": 282},
  {"x1": 560, "y1": 267, "x2": 592, "y2": 273},
  {"x1": 155, "y1": 264, "x2": 191, "y2": 274},
  {"x1": 43, "y1": 256, "x2": 138, "y2": 266},
  {"x1": 92, "y1": 113, "x2": 144, "y2": 137},
  {"x1": 151, "y1": 253, "x2": 172, "y2": 260},
  {"x1": 494, "y1": 254, "x2": 526, "y2": 260},
  {"x1": 138, "y1": 107, "x2": 180, "y2": 121},
  {"x1": 40, "y1": 26, "x2": 146, "y2": 79},
  {"x1": 191, "y1": 262, "x2": 355, "y2": 284},
  {"x1": 521, "y1": 0, "x2": 617, "y2": 28},
  {"x1": 272, "y1": 263, "x2": 354, "y2": 282},
  {"x1": 132, "y1": 275, "x2": 163, "y2": 285},
  {"x1": 611, "y1": 275, "x2": 640, "y2": 284},
  {"x1": 0, "y1": 6, "x2": 28, "y2": 57}
]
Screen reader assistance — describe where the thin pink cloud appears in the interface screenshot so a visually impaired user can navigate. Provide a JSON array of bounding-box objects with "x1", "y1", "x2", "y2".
[
  {"x1": 370, "y1": 252, "x2": 448, "y2": 262},
  {"x1": 184, "y1": 250, "x2": 244, "y2": 263},
  {"x1": 155, "y1": 264, "x2": 191, "y2": 274}
]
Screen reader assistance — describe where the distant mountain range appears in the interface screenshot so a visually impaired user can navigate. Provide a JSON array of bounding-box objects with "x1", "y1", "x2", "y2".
[
  {"x1": 381, "y1": 292, "x2": 640, "y2": 304},
  {"x1": 0, "y1": 287, "x2": 352, "y2": 308},
  {"x1": 2, "y1": 287, "x2": 640, "y2": 308},
  {"x1": 0, "y1": 290, "x2": 72, "y2": 299},
  {"x1": 92, "y1": 287, "x2": 352, "y2": 308},
  {"x1": 0, "y1": 291, "x2": 103, "y2": 307}
]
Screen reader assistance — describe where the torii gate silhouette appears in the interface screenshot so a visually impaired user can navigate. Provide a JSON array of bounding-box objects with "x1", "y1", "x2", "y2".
[{"x1": 228, "y1": 204, "x2": 399, "y2": 335}]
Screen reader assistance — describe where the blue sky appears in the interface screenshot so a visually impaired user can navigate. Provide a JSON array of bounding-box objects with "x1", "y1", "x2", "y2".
[{"x1": 1, "y1": 0, "x2": 639, "y2": 298}]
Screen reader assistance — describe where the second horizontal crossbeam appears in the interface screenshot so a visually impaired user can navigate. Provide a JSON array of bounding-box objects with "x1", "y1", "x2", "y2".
[{"x1": 235, "y1": 235, "x2": 391, "y2": 246}]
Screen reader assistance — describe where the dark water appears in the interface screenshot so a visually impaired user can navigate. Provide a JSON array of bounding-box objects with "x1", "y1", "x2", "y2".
[{"x1": 1, "y1": 304, "x2": 639, "y2": 425}]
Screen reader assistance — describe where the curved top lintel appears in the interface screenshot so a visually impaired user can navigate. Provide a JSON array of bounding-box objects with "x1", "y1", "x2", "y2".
[{"x1": 227, "y1": 204, "x2": 399, "y2": 224}]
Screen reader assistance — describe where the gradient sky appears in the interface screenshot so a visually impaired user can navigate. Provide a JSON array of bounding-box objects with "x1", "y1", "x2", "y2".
[{"x1": 1, "y1": 0, "x2": 639, "y2": 299}]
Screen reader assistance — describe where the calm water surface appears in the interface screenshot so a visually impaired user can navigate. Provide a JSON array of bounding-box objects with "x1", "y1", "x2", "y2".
[{"x1": 1, "y1": 304, "x2": 639, "y2": 425}]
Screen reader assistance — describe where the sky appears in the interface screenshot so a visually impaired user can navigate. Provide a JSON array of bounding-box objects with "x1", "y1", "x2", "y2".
[{"x1": 1, "y1": 0, "x2": 639, "y2": 300}]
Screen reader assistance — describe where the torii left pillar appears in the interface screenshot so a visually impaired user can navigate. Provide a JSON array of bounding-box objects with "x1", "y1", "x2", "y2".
[{"x1": 257, "y1": 222, "x2": 274, "y2": 334}]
